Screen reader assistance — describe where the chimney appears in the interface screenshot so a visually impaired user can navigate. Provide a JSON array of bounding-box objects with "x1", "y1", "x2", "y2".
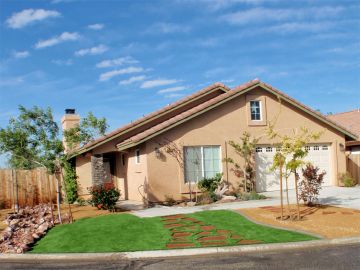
[{"x1": 61, "y1": 108, "x2": 80, "y2": 152}]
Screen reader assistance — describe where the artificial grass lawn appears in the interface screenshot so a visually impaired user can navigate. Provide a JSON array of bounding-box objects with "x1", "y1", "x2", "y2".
[{"x1": 31, "y1": 210, "x2": 317, "y2": 253}]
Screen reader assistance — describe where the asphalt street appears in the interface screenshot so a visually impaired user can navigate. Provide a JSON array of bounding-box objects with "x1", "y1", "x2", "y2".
[{"x1": 1, "y1": 243, "x2": 360, "y2": 270}]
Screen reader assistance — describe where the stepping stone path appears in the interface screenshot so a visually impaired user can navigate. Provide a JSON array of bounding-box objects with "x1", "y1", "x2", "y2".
[{"x1": 161, "y1": 214, "x2": 263, "y2": 249}]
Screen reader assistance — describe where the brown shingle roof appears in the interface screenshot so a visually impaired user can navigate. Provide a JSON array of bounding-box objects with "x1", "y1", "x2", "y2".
[
  {"x1": 327, "y1": 109, "x2": 360, "y2": 137},
  {"x1": 117, "y1": 79, "x2": 358, "y2": 150},
  {"x1": 73, "y1": 82, "x2": 230, "y2": 155}
]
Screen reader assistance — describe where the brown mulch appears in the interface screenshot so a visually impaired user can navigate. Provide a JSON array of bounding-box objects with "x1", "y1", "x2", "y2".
[{"x1": 238, "y1": 205, "x2": 360, "y2": 239}]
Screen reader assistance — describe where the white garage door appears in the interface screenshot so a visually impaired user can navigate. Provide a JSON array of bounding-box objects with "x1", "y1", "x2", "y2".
[{"x1": 255, "y1": 144, "x2": 332, "y2": 192}]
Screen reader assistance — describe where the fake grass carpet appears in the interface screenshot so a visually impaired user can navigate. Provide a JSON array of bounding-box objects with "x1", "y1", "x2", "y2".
[{"x1": 30, "y1": 210, "x2": 317, "y2": 253}]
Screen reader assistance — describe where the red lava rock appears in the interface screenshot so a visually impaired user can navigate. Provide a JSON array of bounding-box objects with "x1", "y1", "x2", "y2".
[
  {"x1": 173, "y1": 232, "x2": 192, "y2": 237},
  {"x1": 198, "y1": 235, "x2": 226, "y2": 242},
  {"x1": 238, "y1": 239, "x2": 262, "y2": 244},
  {"x1": 166, "y1": 243, "x2": 196, "y2": 249},
  {"x1": 200, "y1": 241, "x2": 227, "y2": 247},
  {"x1": 171, "y1": 236, "x2": 189, "y2": 242},
  {"x1": 164, "y1": 223, "x2": 183, "y2": 228},
  {"x1": 201, "y1": 226, "x2": 215, "y2": 231}
]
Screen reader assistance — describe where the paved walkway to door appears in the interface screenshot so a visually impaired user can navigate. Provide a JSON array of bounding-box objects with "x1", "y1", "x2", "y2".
[{"x1": 133, "y1": 186, "x2": 360, "y2": 218}]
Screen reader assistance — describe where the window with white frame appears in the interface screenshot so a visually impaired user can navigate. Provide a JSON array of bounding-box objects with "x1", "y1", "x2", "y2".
[
  {"x1": 135, "y1": 149, "x2": 140, "y2": 164},
  {"x1": 250, "y1": 100, "x2": 261, "y2": 121},
  {"x1": 184, "y1": 146, "x2": 221, "y2": 183}
]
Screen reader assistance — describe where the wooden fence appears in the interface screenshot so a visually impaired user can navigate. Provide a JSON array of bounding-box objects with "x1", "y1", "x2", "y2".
[
  {"x1": 0, "y1": 169, "x2": 58, "y2": 209},
  {"x1": 347, "y1": 154, "x2": 360, "y2": 185}
]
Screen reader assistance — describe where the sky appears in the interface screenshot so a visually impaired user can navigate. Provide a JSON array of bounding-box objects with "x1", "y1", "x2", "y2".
[{"x1": 0, "y1": 0, "x2": 359, "y2": 166}]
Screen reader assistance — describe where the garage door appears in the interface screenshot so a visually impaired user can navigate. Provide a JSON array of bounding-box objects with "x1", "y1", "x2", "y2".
[{"x1": 255, "y1": 144, "x2": 332, "y2": 192}]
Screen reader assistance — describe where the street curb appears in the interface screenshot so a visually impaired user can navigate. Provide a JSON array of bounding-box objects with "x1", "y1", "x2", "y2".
[{"x1": 1, "y1": 237, "x2": 360, "y2": 261}]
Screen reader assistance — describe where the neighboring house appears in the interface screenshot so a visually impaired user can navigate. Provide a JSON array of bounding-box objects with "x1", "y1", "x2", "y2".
[
  {"x1": 328, "y1": 110, "x2": 360, "y2": 184},
  {"x1": 62, "y1": 79, "x2": 358, "y2": 202}
]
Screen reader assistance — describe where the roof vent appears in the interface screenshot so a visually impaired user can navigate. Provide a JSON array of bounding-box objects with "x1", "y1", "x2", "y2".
[{"x1": 65, "y1": 108, "x2": 76, "y2": 114}]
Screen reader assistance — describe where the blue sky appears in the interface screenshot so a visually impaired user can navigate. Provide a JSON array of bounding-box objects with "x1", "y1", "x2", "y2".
[{"x1": 0, "y1": 0, "x2": 359, "y2": 166}]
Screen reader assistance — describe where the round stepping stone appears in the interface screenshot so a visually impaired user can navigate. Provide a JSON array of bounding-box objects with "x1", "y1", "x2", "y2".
[
  {"x1": 197, "y1": 231, "x2": 211, "y2": 236},
  {"x1": 165, "y1": 223, "x2": 183, "y2": 228}
]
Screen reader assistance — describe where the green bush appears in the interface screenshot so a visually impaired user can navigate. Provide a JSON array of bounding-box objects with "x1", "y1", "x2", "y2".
[
  {"x1": 164, "y1": 195, "x2": 176, "y2": 206},
  {"x1": 63, "y1": 160, "x2": 78, "y2": 203},
  {"x1": 197, "y1": 173, "x2": 223, "y2": 201},
  {"x1": 339, "y1": 172, "x2": 356, "y2": 187},
  {"x1": 88, "y1": 183, "x2": 120, "y2": 211},
  {"x1": 76, "y1": 197, "x2": 87, "y2": 206},
  {"x1": 237, "y1": 191, "x2": 267, "y2": 201}
]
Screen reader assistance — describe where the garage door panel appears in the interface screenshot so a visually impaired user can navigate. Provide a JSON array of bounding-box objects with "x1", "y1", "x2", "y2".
[{"x1": 255, "y1": 144, "x2": 332, "y2": 192}]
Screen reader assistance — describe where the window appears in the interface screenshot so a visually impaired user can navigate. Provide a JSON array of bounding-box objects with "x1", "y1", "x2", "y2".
[
  {"x1": 305, "y1": 146, "x2": 310, "y2": 151},
  {"x1": 276, "y1": 146, "x2": 282, "y2": 152},
  {"x1": 135, "y1": 149, "x2": 140, "y2": 164},
  {"x1": 313, "y1": 146, "x2": 319, "y2": 151},
  {"x1": 255, "y1": 147, "x2": 263, "y2": 152},
  {"x1": 184, "y1": 146, "x2": 221, "y2": 183},
  {"x1": 322, "y1": 145, "x2": 328, "y2": 150},
  {"x1": 250, "y1": 100, "x2": 261, "y2": 121},
  {"x1": 266, "y1": 147, "x2": 273, "y2": 152}
]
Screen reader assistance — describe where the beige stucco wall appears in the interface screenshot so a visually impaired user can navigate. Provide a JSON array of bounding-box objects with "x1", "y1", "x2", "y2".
[
  {"x1": 75, "y1": 155, "x2": 92, "y2": 198},
  {"x1": 145, "y1": 86, "x2": 347, "y2": 202}
]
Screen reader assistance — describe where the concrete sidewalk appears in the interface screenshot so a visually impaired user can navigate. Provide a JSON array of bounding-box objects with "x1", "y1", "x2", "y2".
[{"x1": 134, "y1": 186, "x2": 360, "y2": 218}]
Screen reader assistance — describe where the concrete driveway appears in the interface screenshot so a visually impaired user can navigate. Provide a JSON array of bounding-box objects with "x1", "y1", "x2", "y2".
[{"x1": 134, "y1": 186, "x2": 360, "y2": 218}]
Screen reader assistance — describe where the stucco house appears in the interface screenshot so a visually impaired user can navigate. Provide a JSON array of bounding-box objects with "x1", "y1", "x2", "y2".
[{"x1": 62, "y1": 79, "x2": 358, "y2": 202}]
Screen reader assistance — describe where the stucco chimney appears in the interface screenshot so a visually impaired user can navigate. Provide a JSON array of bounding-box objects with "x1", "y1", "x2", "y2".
[{"x1": 61, "y1": 108, "x2": 80, "y2": 152}]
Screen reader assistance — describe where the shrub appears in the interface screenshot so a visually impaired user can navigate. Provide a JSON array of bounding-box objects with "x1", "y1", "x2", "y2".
[
  {"x1": 197, "y1": 173, "x2": 223, "y2": 201},
  {"x1": 237, "y1": 191, "x2": 267, "y2": 201},
  {"x1": 298, "y1": 164, "x2": 325, "y2": 206},
  {"x1": 76, "y1": 197, "x2": 87, "y2": 206},
  {"x1": 164, "y1": 195, "x2": 176, "y2": 206},
  {"x1": 88, "y1": 183, "x2": 120, "y2": 211},
  {"x1": 196, "y1": 191, "x2": 214, "y2": 205},
  {"x1": 339, "y1": 172, "x2": 356, "y2": 187}
]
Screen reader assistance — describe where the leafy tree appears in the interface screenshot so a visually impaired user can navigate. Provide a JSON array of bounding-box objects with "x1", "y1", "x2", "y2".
[
  {"x1": 63, "y1": 112, "x2": 108, "y2": 151},
  {"x1": 0, "y1": 106, "x2": 63, "y2": 173},
  {"x1": 224, "y1": 132, "x2": 259, "y2": 193},
  {"x1": 298, "y1": 164, "x2": 325, "y2": 206}
]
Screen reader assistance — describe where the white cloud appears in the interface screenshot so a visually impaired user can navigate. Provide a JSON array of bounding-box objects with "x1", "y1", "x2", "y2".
[
  {"x1": 35, "y1": 32, "x2": 80, "y2": 49},
  {"x1": 268, "y1": 22, "x2": 333, "y2": 33},
  {"x1": 119, "y1": 75, "x2": 146, "y2": 85},
  {"x1": 158, "y1": 86, "x2": 186, "y2": 94},
  {"x1": 140, "y1": 79, "x2": 180, "y2": 89},
  {"x1": 51, "y1": 59, "x2": 73, "y2": 66},
  {"x1": 6, "y1": 9, "x2": 61, "y2": 29},
  {"x1": 99, "y1": 67, "x2": 144, "y2": 81},
  {"x1": 164, "y1": 93, "x2": 184, "y2": 99},
  {"x1": 13, "y1": 51, "x2": 30, "y2": 59},
  {"x1": 75, "y1": 44, "x2": 108, "y2": 56},
  {"x1": 88, "y1": 23, "x2": 104, "y2": 30},
  {"x1": 147, "y1": 23, "x2": 191, "y2": 34},
  {"x1": 220, "y1": 6, "x2": 343, "y2": 25},
  {"x1": 96, "y1": 56, "x2": 138, "y2": 68},
  {"x1": 0, "y1": 76, "x2": 24, "y2": 86}
]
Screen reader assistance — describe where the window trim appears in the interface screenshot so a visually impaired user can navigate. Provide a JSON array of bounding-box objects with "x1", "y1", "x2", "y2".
[
  {"x1": 183, "y1": 145, "x2": 222, "y2": 183},
  {"x1": 250, "y1": 100, "x2": 262, "y2": 121},
  {"x1": 135, "y1": 149, "x2": 140, "y2": 164}
]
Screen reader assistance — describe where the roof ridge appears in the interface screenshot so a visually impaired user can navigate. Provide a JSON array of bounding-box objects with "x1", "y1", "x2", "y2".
[{"x1": 328, "y1": 109, "x2": 360, "y2": 116}]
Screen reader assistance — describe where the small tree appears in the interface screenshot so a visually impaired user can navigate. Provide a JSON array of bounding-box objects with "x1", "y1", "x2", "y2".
[
  {"x1": 298, "y1": 164, "x2": 325, "y2": 206},
  {"x1": 224, "y1": 132, "x2": 259, "y2": 193},
  {"x1": 267, "y1": 124, "x2": 322, "y2": 220}
]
